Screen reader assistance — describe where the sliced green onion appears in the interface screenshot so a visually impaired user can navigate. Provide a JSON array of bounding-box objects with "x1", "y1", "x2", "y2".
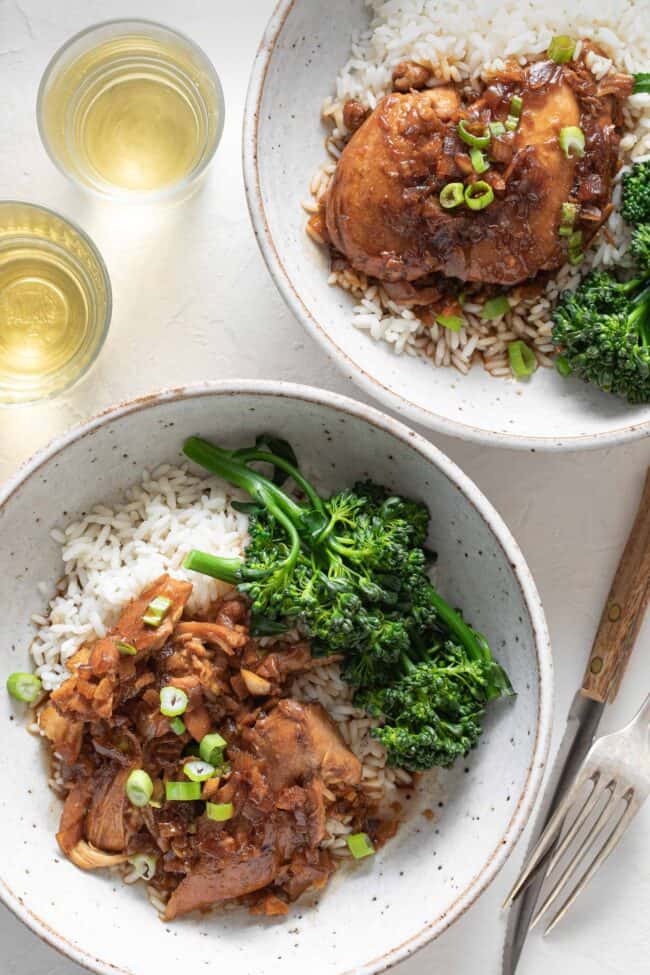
[
  {"x1": 142, "y1": 595, "x2": 172, "y2": 628},
  {"x1": 555, "y1": 354, "x2": 572, "y2": 377},
  {"x1": 559, "y1": 126, "x2": 585, "y2": 159},
  {"x1": 184, "y1": 760, "x2": 216, "y2": 783},
  {"x1": 633, "y1": 73, "x2": 650, "y2": 95},
  {"x1": 481, "y1": 295, "x2": 511, "y2": 320},
  {"x1": 457, "y1": 119, "x2": 491, "y2": 148},
  {"x1": 346, "y1": 832, "x2": 375, "y2": 859},
  {"x1": 469, "y1": 147, "x2": 489, "y2": 174},
  {"x1": 505, "y1": 115, "x2": 519, "y2": 132},
  {"x1": 127, "y1": 853, "x2": 157, "y2": 882},
  {"x1": 116, "y1": 640, "x2": 137, "y2": 656},
  {"x1": 439, "y1": 182, "x2": 465, "y2": 209},
  {"x1": 199, "y1": 732, "x2": 228, "y2": 765},
  {"x1": 205, "y1": 802, "x2": 235, "y2": 822},
  {"x1": 489, "y1": 121, "x2": 506, "y2": 137},
  {"x1": 126, "y1": 769, "x2": 154, "y2": 808},
  {"x1": 436, "y1": 314, "x2": 464, "y2": 332},
  {"x1": 509, "y1": 95, "x2": 523, "y2": 118},
  {"x1": 568, "y1": 229, "x2": 584, "y2": 264},
  {"x1": 558, "y1": 202, "x2": 579, "y2": 236},
  {"x1": 159, "y1": 686, "x2": 188, "y2": 718},
  {"x1": 165, "y1": 780, "x2": 202, "y2": 801},
  {"x1": 6, "y1": 672, "x2": 42, "y2": 703},
  {"x1": 169, "y1": 717, "x2": 186, "y2": 736},
  {"x1": 465, "y1": 181, "x2": 494, "y2": 211},
  {"x1": 548, "y1": 35, "x2": 576, "y2": 64},
  {"x1": 508, "y1": 340, "x2": 537, "y2": 378}
]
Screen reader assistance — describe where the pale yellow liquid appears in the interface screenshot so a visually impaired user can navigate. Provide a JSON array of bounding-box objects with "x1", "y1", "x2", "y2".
[
  {"x1": 0, "y1": 249, "x2": 87, "y2": 380},
  {"x1": 79, "y1": 75, "x2": 201, "y2": 191},
  {"x1": 41, "y1": 32, "x2": 219, "y2": 195},
  {"x1": 0, "y1": 205, "x2": 109, "y2": 404}
]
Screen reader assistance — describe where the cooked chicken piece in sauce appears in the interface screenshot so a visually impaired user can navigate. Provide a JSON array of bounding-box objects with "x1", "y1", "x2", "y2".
[
  {"x1": 40, "y1": 584, "x2": 378, "y2": 920},
  {"x1": 326, "y1": 58, "x2": 625, "y2": 286}
]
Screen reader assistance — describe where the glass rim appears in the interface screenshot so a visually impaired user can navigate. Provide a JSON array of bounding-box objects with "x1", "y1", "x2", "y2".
[
  {"x1": 36, "y1": 17, "x2": 225, "y2": 204},
  {"x1": 0, "y1": 199, "x2": 113, "y2": 406}
]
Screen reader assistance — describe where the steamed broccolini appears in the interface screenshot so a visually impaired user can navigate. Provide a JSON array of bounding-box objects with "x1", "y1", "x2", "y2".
[
  {"x1": 552, "y1": 160, "x2": 650, "y2": 403},
  {"x1": 182, "y1": 435, "x2": 513, "y2": 771}
]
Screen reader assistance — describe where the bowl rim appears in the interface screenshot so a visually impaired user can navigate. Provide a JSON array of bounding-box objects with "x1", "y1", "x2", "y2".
[
  {"x1": 241, "y1": 0, "x2": 650, "y2": 452},
  {"x1": 0, "y1": 379, "x2": 553, "y2": 975}
]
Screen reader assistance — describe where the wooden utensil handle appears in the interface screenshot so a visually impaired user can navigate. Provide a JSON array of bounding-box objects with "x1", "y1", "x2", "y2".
[{"x1": 582, "y1": 468, "x2": 650, "y2": 703}]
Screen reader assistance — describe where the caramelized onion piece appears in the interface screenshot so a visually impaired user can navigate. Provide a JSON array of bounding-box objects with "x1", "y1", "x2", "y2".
[{"x1": 69, "y1": 840, "x2": 130, "y2": 871}]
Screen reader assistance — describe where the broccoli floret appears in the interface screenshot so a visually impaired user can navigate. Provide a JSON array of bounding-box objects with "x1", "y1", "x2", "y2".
[
  {"x1": 552, "y1": 270, "x2": 650, "y2": 404},
  {"x1": 621, "y1": 161, "x2": 650, "y2": 226},
  {"x1": 181, "y1": 435, "x2": 513, "y2": 772},
  {"x1": 356, "y1": 640, "x2": 513, "y2": 771},
  {"x1": 630, "y1": 223, "x2": 650, "y2": 272}
]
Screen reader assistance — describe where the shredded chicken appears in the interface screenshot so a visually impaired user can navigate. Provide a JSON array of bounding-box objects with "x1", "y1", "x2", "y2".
[{"x1": 39, "y1": 579, "x2": 382, "y2": 920}]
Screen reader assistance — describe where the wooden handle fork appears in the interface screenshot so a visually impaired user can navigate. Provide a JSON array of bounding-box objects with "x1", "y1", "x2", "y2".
[{"x1": 581, "y1": 468, "x2": 650, "y2": 703}]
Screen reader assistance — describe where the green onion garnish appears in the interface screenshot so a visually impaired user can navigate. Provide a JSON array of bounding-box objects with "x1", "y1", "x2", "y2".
[
  {"x1": 469, "y1": 147, "x2": 489, "y2": 174},
  {"x1": 165, "y1": 781, "x2": 202, "y2": 801},
  {"x1": 439, "y1": 182, "x2": 465, "y2": 209},
  {"x1": 126, "y1": 769, "x2": 154, "y2": 808},
  {"x1": 559, "y1": 202, "x2": 579, "y2": 236},
  {"x1": 436, "y1": 314, "x2": 464, "y2": 332},
  {"x1": 509, "y1": 95, "x2": 523, "y2": 118},
  {"x1": 127, "y1": 853, "x2": 157, "y2": 882},
  {"x1": 457, "y1": 119, "x2": 491, "y2": 149},
  {"x1": 548, "y1": 35, "x2": 576, "y2": 64},
  {"x1": 159, "y1": 686, "x2": 189, "y2": 718},
  {"x1": 465, "y1": 181, "x2": 494, "y2": 211},
  {"x1": 505, "y1": 115, "x2": 519, "y2": 132},
  {"x1": 489, "y1": 121, "x2": 506, "y2": 137},
  {"x1": 555, "y1": 354, "x2": 572, "y2": 377},
  {"x1": 567, "y1": 229, "x2": 584, "y2": 264},
  {"x1": 481, "y1": 295, "x2": 510, "y2": 320},
  {"x1": 169, "y1": 717, "x2": 186, "y2": 736},
  {"x1": 559, "y1": 126, "x2": 585, "y2": 159},
  {"x1": 633, "y1": 73, "x2": 650, "y2": 94},
  {"x1": 199, "y1": 732, "x2": 227, "y2": 765},
  {"x1": 116, "y1": 640, "x2": 137, "y2": 656},
  {"x1": 142, "y1": 595, "x2": 172, "y2": 628},
  {"x1": 346, "y1": 832, "x2": 375, "y2": 859},
  {"x1": 184, "y1": 760, "x2": 216, "y2": 783},
  {"x1": 508, "y1": 340, "x2": 537, "y2": 378},
  {"x1": 6, "y1": 672, "x2": 42, "y2": 703},
  {"x1": 205, "y1": 802, "x2": 235, "y2": 822}
]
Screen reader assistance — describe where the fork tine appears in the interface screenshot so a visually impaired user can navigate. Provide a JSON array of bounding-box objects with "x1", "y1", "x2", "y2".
[
  {"x1": 529, "y1": 780, "x2": 619, "y2": 930},
  {"x1": 545, "y1": 773, "x2": 604, "y2": 875},
  {"x1": 543, "y1": 789, "x2": 637, "y2": 935},
  {"x1": 503, "y1": 772, "x2": 595, "y2": 907}
]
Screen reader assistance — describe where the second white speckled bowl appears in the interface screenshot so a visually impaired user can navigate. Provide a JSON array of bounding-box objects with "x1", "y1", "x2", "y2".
[
  {"x1": 0, "y1": 382, "x2": 551, "y2": 975},
  {"x1": 243, "y1": 0, "x2": 650, "y2": 450}
]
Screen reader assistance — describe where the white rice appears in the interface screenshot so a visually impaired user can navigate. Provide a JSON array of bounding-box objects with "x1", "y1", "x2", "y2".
[
  {"x1": 306, "y1": 0, "x2": 650, "y2": 376},
  {"x1": 31, "y1": 465, "x2": 408, "y2": 853}
]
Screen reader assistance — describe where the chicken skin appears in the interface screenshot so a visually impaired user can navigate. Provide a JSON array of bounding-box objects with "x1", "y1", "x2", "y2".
[{"x1": 326, "y1": 59, "x2": 621, "y2": 287}]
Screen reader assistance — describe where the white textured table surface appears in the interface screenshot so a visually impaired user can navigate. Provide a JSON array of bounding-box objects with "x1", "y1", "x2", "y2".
[{"x1": 0, "y1": 1, "x2": 649, "y2": 973}]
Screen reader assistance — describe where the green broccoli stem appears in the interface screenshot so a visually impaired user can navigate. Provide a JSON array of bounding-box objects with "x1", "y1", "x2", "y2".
[
  {"x1": 426, "y1": 587, "x2": 489, "y2": 664},
  {"x1": 631, "y1": 284, "x2": 650, "y2": 342},
  {"x1": 183, "y1": 437, "x2": 305, "y2": 523},
  {"x1": 231, "y1": 447, "x2": 325, "y2": 514},
  {"x1": 184, "y1": 550, "x2": 243, "y2": 583}
]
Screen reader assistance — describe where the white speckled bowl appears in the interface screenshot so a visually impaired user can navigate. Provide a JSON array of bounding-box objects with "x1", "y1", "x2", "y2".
[
  {"x1": 243, "y1": 0, "x2": 650, "y2": 450},
  {"x1": 0, "y1": 382, "x2": 551, "y2": 975}
]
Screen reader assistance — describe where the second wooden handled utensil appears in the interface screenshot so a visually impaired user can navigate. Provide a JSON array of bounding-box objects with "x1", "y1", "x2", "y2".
[{"x1": 502, "y1": 468, "x2": 650, "y2": 974}]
